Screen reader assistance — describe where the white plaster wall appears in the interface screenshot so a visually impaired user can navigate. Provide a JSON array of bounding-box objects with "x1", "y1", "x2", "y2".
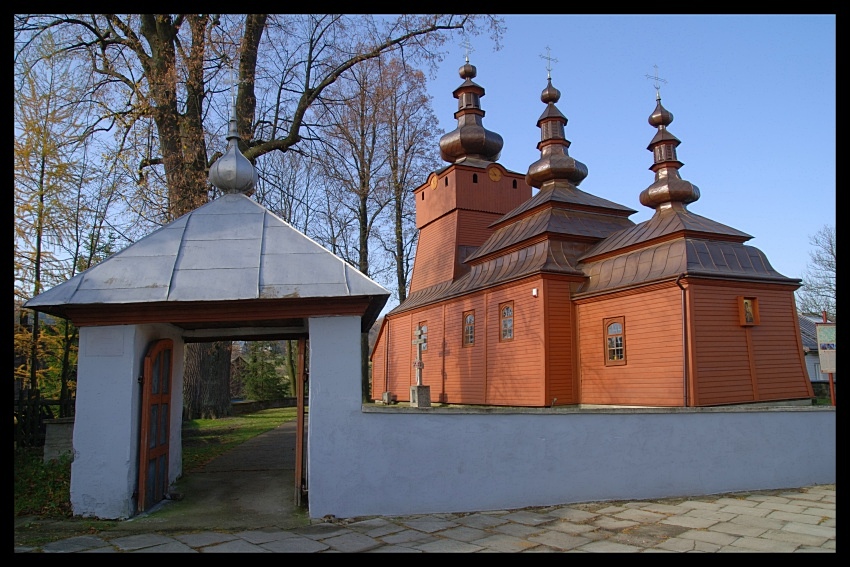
[
  {"x1": 306, "y1": 315, "x2": 363, "y2": 520},
  {"x1": 71, "y1": 324, "x2": 184, "y2": 519},
  {"x1": 305, "y1": 316, "x2": 836, "y2": 518}
]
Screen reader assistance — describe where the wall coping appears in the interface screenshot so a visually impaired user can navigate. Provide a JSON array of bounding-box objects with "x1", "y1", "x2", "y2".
[{"x1": 361, "y1": 400, "x2": 831, "y2": 415}]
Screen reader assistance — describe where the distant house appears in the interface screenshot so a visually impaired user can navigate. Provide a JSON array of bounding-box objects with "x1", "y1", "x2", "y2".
[
  {"x1": 798, "y1": 313, "x2": 836, "y2": 395},
  {"x1": 230, "y1": 345, "x2": 249, "y2": 400}
]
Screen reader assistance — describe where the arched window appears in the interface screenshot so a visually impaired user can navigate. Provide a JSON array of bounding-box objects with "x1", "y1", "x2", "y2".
[
  {"x1": 472, "y1": 173, "x2": 478, "y2": 183},
  {"x1": 604, "y1": 317, "x2": 626, "y2": 366},
  {"x1": 500, "y1": 302, "x2": 514, "y2": 341},
  {"x1": 463, "y1": 311, "x2": 475, "y2": 347}
]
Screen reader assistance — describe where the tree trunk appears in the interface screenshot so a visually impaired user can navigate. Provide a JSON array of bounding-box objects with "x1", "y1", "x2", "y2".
[{"x1": 183, "y1": 342, "x2": 232, "y2": 420}]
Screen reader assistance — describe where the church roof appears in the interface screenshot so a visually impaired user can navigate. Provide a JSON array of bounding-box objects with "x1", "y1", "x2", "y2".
[
  {"x1": 574, "y1": 88, "x2": 800, "y2": 295},
  {"x1": 438, "y1": 57, "x2": 503, "y2": 164},
  {"x1": 576, "y1": 238, "x2": 794, "y2": 297}
]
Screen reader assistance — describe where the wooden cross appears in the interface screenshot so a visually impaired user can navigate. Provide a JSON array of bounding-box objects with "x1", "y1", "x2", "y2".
[
  {"x1": 540, "y1": 46, "x2": 558, "y2": 79},
  {"x1": 645, "y1": 64, "x2": 667, "y2": 99}
]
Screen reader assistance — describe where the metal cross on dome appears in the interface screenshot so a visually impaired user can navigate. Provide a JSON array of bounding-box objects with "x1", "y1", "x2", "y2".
[
  {"x1": 540, "y1": 46, "x2": 558, "y2": 79},
  {"x1": 461, "y1": 38, "x2": 474, "y2": 63},
  {"x1": 645, "y1": 64, "x2": 667, "y2": 99}
]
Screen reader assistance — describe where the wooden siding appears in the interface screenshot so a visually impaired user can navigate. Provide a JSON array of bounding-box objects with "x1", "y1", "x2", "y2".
[
  {"x1": 377, "y1": 277, "x2": 553, "y2": 406},
  {"x1": 485, "y1": 282, "x2": 546, "y2": 406},
  {"x1": 382, "y1": 313, "x2": 412, "y2": 401},
  {"x1": 455, "y1": 169, "x2": 530, "y2": 214},
  {"x1": 443, "y1": 295, "x2": 488, "y2": 404},
  {"x1": 409, "y1": 209, "x2": 522, "y2": 293},
  {"x1": 413, "y1": 306, "x2": 445, "y2": 399},
  {"x1": 408, "y1": 214, "x2": 459, "y2": 293},
  {"x1": 456, "y1": 210, "x2": 504, "y2": 247},
  {"x1": 689, "y1": 282, "x2": 813, "y2": 406},
  {"x1": 577, "y1": 286, "x2": 685, "y2": 406},
  {"x1": 371, "y1": 328, "x2": 387, "y2": 399},
  {"x1": 414, "y1": 167, "x2": 530, "y2": 229},
  {"x1": 543, "y1": 278, "x2": 576, "y2": 405}
]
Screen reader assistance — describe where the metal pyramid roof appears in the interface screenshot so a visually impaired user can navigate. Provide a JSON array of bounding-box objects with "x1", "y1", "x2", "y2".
[{"x1": 24, "y1": 193, "x2": 389, "y2": 318}]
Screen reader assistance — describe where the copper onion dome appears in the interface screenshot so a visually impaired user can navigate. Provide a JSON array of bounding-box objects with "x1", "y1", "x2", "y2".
[
  {"x1": 525, "y1": 77, "x2": 588, "y2": 189},
  {"x1": 638, "y1": 92, "x2": 700, "y2": 210},
  {"x1": 438, "y1": 58, "x2": 503, "y2": 164}
]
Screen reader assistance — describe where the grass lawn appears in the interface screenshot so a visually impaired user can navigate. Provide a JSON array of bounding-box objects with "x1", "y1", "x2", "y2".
[{"x1": 14, "y1": 406, "x2": 300, "y2": 520}]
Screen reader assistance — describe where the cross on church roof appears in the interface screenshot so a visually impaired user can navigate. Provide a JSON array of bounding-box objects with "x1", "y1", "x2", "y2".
[
  {"x1": 540, "y1": 46, "x2": 558, "y2": 79},
  {"x1": 461, "y1": 38, "x2": 474, "y2": 63},
  {"x1": 645, "y1": 64, "x2": 667, "y2": 99}
]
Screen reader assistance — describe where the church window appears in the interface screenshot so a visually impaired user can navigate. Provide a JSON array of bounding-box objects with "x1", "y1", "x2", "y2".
[
  {"x1": 512, "y1": 179, "x2": 517, "y2": 188},
  {"x1": 472, "y1": 173, "x2": 478, "y2": 183},
  {"x1": 604, "y1": 317, "x2": 626, "y2": 366},
  {"x1": 463, "y1": 311, "x2": 475, "y2": 346},
  {"x1": 500, "y1": 302, "x2": 514, "y2": 341}
]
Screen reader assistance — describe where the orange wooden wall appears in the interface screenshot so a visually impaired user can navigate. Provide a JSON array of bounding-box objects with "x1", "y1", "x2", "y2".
[
  {"x1": 373, "y1": 277, "x2": 552, "y2": 406},
  {"x1": 543, "y1": 278, "x2": 577, "y2": 405},
  {"x1": 688, "y1": 282, "x2": 813, "y2": 406},
  {"x1": 484, "y1": 281, "x2": 546, "y2": 406},
  {"x1": 576, "y1": 285, "x2": 686, "y2": 407},
  {"x1": 408, "y1": 214, "x2": 459, "y2": 292},
  {"x1": 415, "y1": 166, "x2": 530, "y2": 229}
]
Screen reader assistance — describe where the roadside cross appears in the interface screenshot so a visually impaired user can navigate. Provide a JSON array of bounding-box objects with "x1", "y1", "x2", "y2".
[{"x1": 412, "y1": 326, "x2": 426, "y2": 386}]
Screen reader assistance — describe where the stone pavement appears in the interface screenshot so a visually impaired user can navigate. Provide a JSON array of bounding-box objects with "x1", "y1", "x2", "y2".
[{"x1": 15, "y1": 484, "x2": 835, "y2": 553}]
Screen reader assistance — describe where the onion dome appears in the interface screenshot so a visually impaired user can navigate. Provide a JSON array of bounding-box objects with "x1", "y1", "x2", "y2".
[
  {"x1": 638, "y1": 93, "x2": 700, "y2": 210},
  {"x1": 525, "y1": 77, "x2": 588, "y2": 189},
  {"x1": 208, "y1": 109, "x2": 259, "y2": 194},
  {"x1": 438, "y1": 58, "x2": 503, "y2": 164}
]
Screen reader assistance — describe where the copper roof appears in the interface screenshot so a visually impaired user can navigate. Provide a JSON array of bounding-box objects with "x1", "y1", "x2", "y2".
[
  {"x1": 575, "y1": 92, "x2": 800, "y2": 292},
  {"x1": 438, "y1": 58, "x2": 503, "y2": 164},
  {"x1": 468, "y1": 205, "x2": 635, "y2": 263},
  {"x1": 525, "y1": 78, "x2": 588, "y2": 188},
  {"x1": 579, "y1": 203, "x2": 751, "y2": 261},
  {"x1": 391, "y1": 71, "x2": 800, "y2": 318},
  {"x1": 576, "y1": 237, "x2": 800, "y2": 296},
  {"x1": 391, "y1": 239, "x2": 586, "y2": 314},
  {"x1": 490, "y1": 182, "x2": 635, "y2": 228}
]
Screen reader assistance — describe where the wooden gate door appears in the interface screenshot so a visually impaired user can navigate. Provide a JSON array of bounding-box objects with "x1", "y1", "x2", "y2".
[{"x1": 137, "y1": 339, "x2": 173, "y2": 512}]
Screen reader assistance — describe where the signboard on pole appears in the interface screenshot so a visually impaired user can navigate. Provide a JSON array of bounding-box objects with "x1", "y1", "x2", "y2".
[{"x1": 816, "y1": 322, "x2": 836, "y2": 374}]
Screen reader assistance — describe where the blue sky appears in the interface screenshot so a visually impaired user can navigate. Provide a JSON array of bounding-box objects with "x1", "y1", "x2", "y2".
[{"x1": 422, "y1": 14, "x2": 835, "y2": 285}]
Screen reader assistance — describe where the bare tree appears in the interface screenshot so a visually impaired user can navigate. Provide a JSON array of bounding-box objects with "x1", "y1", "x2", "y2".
[
  {"x1": 15, "y1": 14, "x2": 505, "y2": 416},
  {"x1": 379, "y1": 57, "x2": 442, "y2": 304},
  {"x1": 797, "y1": 224, "x2": 836, "y2": 321}
]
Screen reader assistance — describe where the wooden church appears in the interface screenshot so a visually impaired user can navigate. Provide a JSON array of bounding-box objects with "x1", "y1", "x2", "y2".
[{"x1": 370, "y1": 59, "x2": 814, "y2": 408}]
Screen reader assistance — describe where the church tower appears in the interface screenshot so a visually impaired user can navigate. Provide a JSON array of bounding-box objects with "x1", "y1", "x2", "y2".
[{"x1": 407, "y1": 58, "x2": 530, "y2": 294}]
